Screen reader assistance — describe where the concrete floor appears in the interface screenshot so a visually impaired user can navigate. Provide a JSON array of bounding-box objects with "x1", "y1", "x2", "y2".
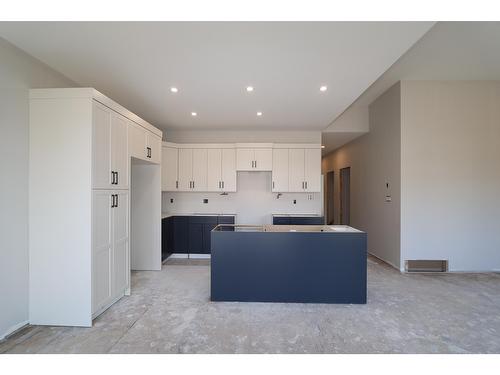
[{"x1": 1, "y1": 256, "x2": 500, "y2": 354}]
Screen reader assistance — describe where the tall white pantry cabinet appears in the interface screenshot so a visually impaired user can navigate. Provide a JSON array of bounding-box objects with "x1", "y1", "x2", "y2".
[{"x1": 29, "y1": 88, "x2": 162, "y2": 327}]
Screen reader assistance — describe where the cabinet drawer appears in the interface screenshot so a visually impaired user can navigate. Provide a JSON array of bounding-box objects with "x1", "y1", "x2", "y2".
[{"x1": 189, "y1": 216, "x2": 218, "y2": 224}]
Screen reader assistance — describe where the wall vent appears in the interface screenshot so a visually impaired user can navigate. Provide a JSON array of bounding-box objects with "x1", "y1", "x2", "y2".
[{"x1": 405, "y1": 260, "x2": 448, "y2": 273}]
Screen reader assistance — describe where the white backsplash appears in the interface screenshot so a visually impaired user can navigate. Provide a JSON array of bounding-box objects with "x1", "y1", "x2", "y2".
[{"x1": 162, "y1": 171, "x2": 323, "y2": 224}]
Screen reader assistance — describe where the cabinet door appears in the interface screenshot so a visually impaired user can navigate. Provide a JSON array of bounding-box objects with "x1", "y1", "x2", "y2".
[
  {"x1": 272, "y1": 149, "x2": 289, "y2": 192},
  {"x1": 110, "y1": 112, "x2": 129, "y2": 189},
  {"x1": 162, "y1": 147, "x2": 178, "y2": 191},
  {"x1": 177, "y1": 149, "x2": 193, "y2": 191},
  {"x1": 147, "y1": 133, "x2": 162, "y2": 164},
  {"x1": 304, "y1": 148, "x2": 321, "y2": 192},
  {"x1": 173, "y1": 216, "x2": 189, "y2": 253},
  {"x1": 207, "y1": 148, "x2": 222, "y2": 191},
  {"x1": 188, "y1": 223, "x2": 204, "y2": 254},
  {"x1": 202, "y1": 222, "x2": 218, "y2": 254},
  {"x1": 128, "y1": 121, "x2": 148, "y2": 161},
  {"x1": 236, "y1": 149, "x2": 254, "y2": 171},
  {"x1": 192, "y1": 149, "x2": 208, "y2": 191},
  {"x1": 112, "y1": 191, "x2": 129, "y2": 297},
  {"x1": 289, "y1": 148, "x2": 305, "y2": 192},
  {"x1": 221, "y1": 148, "x2": 237, "y2": 192},
  {"x1": 92, "y1": 102, "x2": 112, "y2": 189},
  {"x1": 254, "y1": 148, "x2": 273, "y2": 171},
  {"x1": 92, "y1": 191, "x2": 113, "y2": 313}
]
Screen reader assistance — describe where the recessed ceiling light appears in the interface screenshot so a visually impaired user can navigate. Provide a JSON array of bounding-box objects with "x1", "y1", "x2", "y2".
[
  {"x1": 257, "y1": 112, "x2": 262, "y2": 116},
  {"x1": 246, "y1": 86, "x2": 254, "y2": 92},
  {"x1": 191, "y1": 112, "x2": 197, "y2": 117},
  {"x1": 170, "y1": 87, "x2": 178, "y2": 93},
  {"x1": 321, "y1": 145, "x2": 326, "y2": 149},
  {"x1": 320, "y1": 86, "x2": 328, "y2": 92}
]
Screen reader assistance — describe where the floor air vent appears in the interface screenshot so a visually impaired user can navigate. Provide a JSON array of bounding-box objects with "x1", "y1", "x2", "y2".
[{"x1": 405, "y1": 260, "x2": 448, "y2": 273}]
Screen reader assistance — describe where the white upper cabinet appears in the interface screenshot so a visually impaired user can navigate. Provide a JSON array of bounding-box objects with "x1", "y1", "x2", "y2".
[
  {"x1": 178, "y1": 148, "x2": 193, "y2": 191},
  {"x1": 289, "y1": 148, "x2": 306, "y2": 192},
  {"x1": 272, "y1": 148, "x2": 289, "y2": 192},
  {"x1": 288, "y1": 148, "x2": 321, "y2": 192},
  {"x1": 304, "y1": 148, "x2": 321, "y2": 192},
  {"x1": 192, "y1": 149, "x2": 208, "y2": 191},
  {"x1": 128, "y1": 120, "x2": 161, "y2": 164},
  {"x1": 92, "y1": 101, "x2": 128, "y2": 190},
  {"x1": 236, "y1": 148, "x2": 272, "y2": 171},
  {"x1": 207, "y1": 148, "x2": 237, "y2": 192},
  {"x1": 221, "y1": 148, "x2": 237, "y2": 192},
  {"x1": 177, "y1": 148, "x2": 208, "y2": 191},
  {"x1": 162, "y1": 146, "x2": 178, "y2": 191}
]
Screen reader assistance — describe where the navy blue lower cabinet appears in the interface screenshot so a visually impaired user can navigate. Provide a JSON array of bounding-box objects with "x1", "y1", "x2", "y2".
[
  {"x1": 273, "y1": 216, "x2": 324, "y2": 225},
  {"x1": 188, "y1": 222, "x2": 204, "y2": 254},
  {"x1": 173, "y1": 216, "x2": 189, "y2": 254},
  {"x1": 272, "y1": 216, "x2": 291, "y2": 225},
  {"x1": 211, "y1": 228, "x2": 367, "y2": 304}
]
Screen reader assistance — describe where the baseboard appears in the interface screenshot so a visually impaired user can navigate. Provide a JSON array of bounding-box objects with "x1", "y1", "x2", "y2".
[
  {"x1": 169, "y1": 253, "x2": 189, "y2": 259},
  {"x1": 189, "y1": 254, "x2": 211, "y2": 259},
  {"x1": 0, "y1": 320, "x2": 29, "y2": 341}
]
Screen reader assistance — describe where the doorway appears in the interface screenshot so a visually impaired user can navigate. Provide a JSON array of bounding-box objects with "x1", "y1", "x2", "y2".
[
  {"x1": 326, "y1": 171, "x2": 335, "y2": 225},
  {"x1": 340, "y1": 167, "x2": 350, "y2": 225}
]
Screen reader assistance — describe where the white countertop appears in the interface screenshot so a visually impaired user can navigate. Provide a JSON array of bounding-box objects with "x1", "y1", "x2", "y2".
[{"x1": 162, "y1": 212, "x2": 237, "y2": 219}]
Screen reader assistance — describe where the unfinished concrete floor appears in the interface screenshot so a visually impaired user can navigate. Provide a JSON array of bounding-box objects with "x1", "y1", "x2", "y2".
[{"x1": 1, "y1": 256, "x2": 500, "y2": 354}]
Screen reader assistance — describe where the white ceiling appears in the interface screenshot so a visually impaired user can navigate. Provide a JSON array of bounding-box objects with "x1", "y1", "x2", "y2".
[
  {"x1": 0, "y1": 22, "x2": 433, "y2": 133},
  {"x1": 322, "y1": 21, "x2": 500, "y2": 154}
]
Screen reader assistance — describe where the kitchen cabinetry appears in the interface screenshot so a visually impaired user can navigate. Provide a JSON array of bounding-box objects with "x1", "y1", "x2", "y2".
[
  {"x1": 288, "y1": 148, "x2": 321, "y2": 192},
  {"x1": 92, "y1": 102, "x2": 128, "y2": 190},
  {"x1": 272, "y1": 148, "x2": 289, "y2": 192},
  {"x1": 128, "y1": 120, "x2": 161, "y2": 164},
  {"x1": 29, "y1": 88, "x2": 162, "y2": 327},
  {"x1": 92, "y1": 190, "x2": 129, "y2": 314},
  {"x1": 162, "y1": 146, "x2": 178, "y2": 191},
  {"x1": 178, "y1": 148, "x2": 208, "y2": 191},
  {"x1": 272, "y1": 215, "x2": 324, "y2": 225},
  {"x1": 236, "y1": 148, "x2": 272, "y2": 171},
  {"x1": 207, "y1": 148, "x2": 237, "y2": 192}
]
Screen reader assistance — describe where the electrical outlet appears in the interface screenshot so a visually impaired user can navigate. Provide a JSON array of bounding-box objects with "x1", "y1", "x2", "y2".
[
  {"x1": 203, "y1": 198, "x2": 208, "y2": 204},
  {"x1": 170, "y1": 198, "x2": 174, "y2": 203},
  {"x1": 293, "y1": 199, "x2": 297, "y2": 204}
]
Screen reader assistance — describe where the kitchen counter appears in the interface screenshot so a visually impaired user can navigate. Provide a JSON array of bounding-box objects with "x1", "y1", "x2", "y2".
[{"x1": 162, "y1": 212, "x2": 237, "y2": 219}]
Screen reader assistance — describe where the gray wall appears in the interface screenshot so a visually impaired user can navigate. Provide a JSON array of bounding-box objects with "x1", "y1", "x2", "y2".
[
  {"x1": 0, "y1": 38, "x2": 75, "y2": 338},
  {"x1": 322, "y1": 83, "x2": 401, "y2": 268},
  {"x1": 401, "y1": 81, "x2": 500, "y2": 271}
]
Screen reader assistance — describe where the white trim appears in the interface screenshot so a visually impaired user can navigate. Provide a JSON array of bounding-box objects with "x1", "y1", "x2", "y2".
[
  {"x1": 30, "y1": 88, "x2": 162, "y2": 138},
  {"x1": 169, "y1": 253, "x2": 189, "y2": 259},
  {"x1": 162, "y1": 141, "x2": 321, "y2": 149},
  {"x1": 189, "y1": 254, "x2": 211, "y2": 259},
  {"x1": 0, "y1": 320, "x2": 29, "y2": 341}
]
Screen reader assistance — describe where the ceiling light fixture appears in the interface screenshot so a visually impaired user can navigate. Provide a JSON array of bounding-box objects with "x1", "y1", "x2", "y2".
[
  {"x1": 170, "y1": 87, "x2": 178, "y2": 93},
  {"x1": 191, "y1": 112, "x2": 197, "y2": 117},
  {"x1": 321, "y1": 145, "x2": 326, "y2": 149},
  {"x1": 320, "y1": 86, "x2": 328, "y2": 92},
  {"x1": 257, "y1": 112, "x2": 262, "y2": 116},
  {"x1": 246, "y1": 86, "x2": 254, "y2": 92}
]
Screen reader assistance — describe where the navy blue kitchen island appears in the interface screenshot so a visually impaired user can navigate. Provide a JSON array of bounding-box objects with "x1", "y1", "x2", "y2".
[{"x1": 210, "y1": 225, "x2": 367, "y2": 304}]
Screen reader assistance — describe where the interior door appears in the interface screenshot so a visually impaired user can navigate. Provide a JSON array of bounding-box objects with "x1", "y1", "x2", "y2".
[
  {"x1": 92, "y1": 190, "x2": 112, "y2": 313},
  {"x1": 177, "y1": 149, "x2": 193, "y2": 191},
  {"x1": 304, "y1": 148, "x2": 321, "y2": 192},
  {"x1": 221, "y1": 148, "x2": 237, "y2": 192},
  {"x1": 254, "y1": 148, "x2": 273, "y2": 171},
  {"x1": 111, "y1": 112, "x2": 129, "y2": 189},
  {"x1": 162, "y1": 146, "x2": 178, "y2": 191},
  {"x1": 272, "y1": 148, "x2": 289, "y2": 192},
  {"x1": 112, "y1": 190, "x2": 129, "y2": 296},
  {"x1": 236, "y1": 149, "x2": 254, "y2": 171},
  {"x1": 192, "y1": 149, "x2": 208, "y2": 191},
  {"x1": 288, "y1": 148, "x2": 305, "y2": 192},
  {"x1": 207, "y1": 148, "x2": 222, "y2": 191},
  {"x1": 326, "y1": 171, "x2": 335, "y2": 225},
  {"x1": 92, "y1": 102, "x2": 112, "y2": 189}
]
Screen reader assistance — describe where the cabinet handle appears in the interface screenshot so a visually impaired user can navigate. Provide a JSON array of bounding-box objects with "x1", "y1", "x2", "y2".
[
  {"x1": 193, "y1": 181, "x2": 195, "y2": 189},
  {"x1": 176, "y1": 180, "x2": 178, "y2": 189},
  {"x1": 111, "y1": 171, "x2": 114, "y2": 185},
  {"x1": 272, "y1": 181, "x2": 275, "y2": 189},
  {"x1": 218, "y1": 181, "x2": 221, "y2": 189},
  {"x1": 111, "y1": 194, "x2": 114, "y2": 208},
  {"x1": 255, "y1": 160, "x2": 257, "y2": 169},
  {"x1": 305, "y1": 181, "x2": 307, "y2": 189},
  {"x1": 302, "y1": 181, "x2": 305, "y2": 189},
  {"x1": 115, "y1": 194, "x2": 118, "y2": 207},
  {"x1": 116, "y1": 172, "x2": 118, "y2": 185},
  {"x1": 222, "y1": 181, "x2": 224, "y2": 189}
]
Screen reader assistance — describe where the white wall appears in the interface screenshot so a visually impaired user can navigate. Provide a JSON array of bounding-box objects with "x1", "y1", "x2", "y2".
[
  {"x1": 162, "y1": 172, "x2": 323, "y2": 225},
  {"x1": 401, "y1": 81, "x2": 500, "y2": 271},
  {"x1": 0, "y1": 38, "x2": 75, "y2": 338},
  {"x1": 322, "y1": 83, "x2": 401, "y2": 269}
]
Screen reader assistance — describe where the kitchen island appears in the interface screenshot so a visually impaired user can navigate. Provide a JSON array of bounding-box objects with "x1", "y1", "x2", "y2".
[{"x1": 211, "y1": 225, "x2": 367, "y2": 304}]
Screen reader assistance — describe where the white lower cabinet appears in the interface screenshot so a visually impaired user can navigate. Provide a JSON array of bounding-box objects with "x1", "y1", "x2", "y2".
[{"x1": 92, "y1": 190, "x2": 129, "y2": 316}]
